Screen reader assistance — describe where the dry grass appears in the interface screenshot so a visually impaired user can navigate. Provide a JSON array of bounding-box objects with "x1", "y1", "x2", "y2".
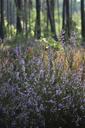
[{"x1": 42, "y1": 46, "x2": 85, "y2": 73}]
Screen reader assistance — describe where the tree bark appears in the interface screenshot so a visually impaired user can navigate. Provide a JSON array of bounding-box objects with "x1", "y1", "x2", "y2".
[
  {"x1": 46, "y1": 0, "x2": 58, "y2": 41},
  {"x1": 81, "y1": 0, "x2": 85, "y2": 42},
  {"x1": 15, "y1": 0, "x2": 22, "y2": 33},
  {"x1": 62, "y1": 0, "x2": 70, "y2": 37},
  {"x1": 0, "y1": 0, "x2": 4, "y2": 41},
  {"x1": 35, "y1": 0, "x2": 41, "y2": 39}
]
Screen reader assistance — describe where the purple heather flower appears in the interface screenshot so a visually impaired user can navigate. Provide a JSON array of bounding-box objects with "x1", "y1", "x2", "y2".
[
  {"x1": 19, "y1": 58, "x2": 25, "y2": 65},
  {"x1": 14, "y1": 47, "x2": 20, "y2": 56},
  {"x1": 56, "y1": 89, "x2": 62, "y2": 96},
  {"x1": 58, "y1": 103, "x2": 64, "y2": 110}
]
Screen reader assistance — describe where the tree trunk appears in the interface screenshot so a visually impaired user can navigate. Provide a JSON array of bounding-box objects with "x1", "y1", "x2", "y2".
[
  {"x1": 57, "y1": 0, "x2": 60, "y2": 33},
  {"x1": 62, "y1": 0, "x2": 70, "y2": 38},
  {"x1": 62, "y1": 0, "x2": 65, "y2": 29},
  {"x1": 46, "y1": 0, "x2": 58, "y2": 41},
  {"x1": 15, "y1": 0, "x2": 22, "y2": 33},
  {"x1": 81, "y1": 0, "x2": 85, "y2": 42},
  {"x1": 0, "y1": 0, "x2": 4, "y2": 41},
  {"x1": 28, "y1": 0, "x2": 32, "y2": 34},
  {"x1": 24, "y1": 0, "x2": 28, "y2": 37},
  {"x1": 35, "y1": 0, "x2": 41, "y2": 39},
  {"x1": 66, "y1": 0, "x2": 70, "y2": 37}
]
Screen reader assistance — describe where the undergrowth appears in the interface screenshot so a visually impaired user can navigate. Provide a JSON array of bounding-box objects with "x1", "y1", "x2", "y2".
[{"x1": 0, "y1": 39, "x2": 85, "y2": 128}]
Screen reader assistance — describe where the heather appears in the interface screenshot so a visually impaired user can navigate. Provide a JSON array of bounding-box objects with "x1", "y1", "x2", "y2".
[{"x1": 0, "y1": 39, "x2": 85, "y2": 128}]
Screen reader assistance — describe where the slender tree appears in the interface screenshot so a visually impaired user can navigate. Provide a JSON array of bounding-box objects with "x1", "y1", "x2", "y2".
[
  {"x1": 15, "y1": 0, "x2": 22, "y2": 33},
  {"x1": 81, "y1": 0, "x2": 85, "y2": 42},
  {"x1": 46, "y1": 0, "x2": 58, "y2": 41},
  {"x1": 62, "y1": 0, "x2": 65, "y2": 29},
  {"x1": 66, "y1": 0, "x2": 70, "y2": 37},
  {"x1": 35, "y1": 0, "x2": 41, "y2": 39},
  {"x1": 24, "y1": 0, "x2": 28, "y2": 37},
  {"x1": 62, "y1": 0, "x2": 70, "y2": 37},
  {"x1": 0, "y1": 0, "x2": 4, "y2": 41},
  {"x1": 57, "y1": 0, "x2": 61, "y2": 33},
  {"x1": 28, "y1": 0, "x2": 32, "y2": 34}
]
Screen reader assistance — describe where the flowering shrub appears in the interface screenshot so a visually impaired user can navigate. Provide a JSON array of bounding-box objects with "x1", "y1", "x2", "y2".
[{"x1": 0, "y1": 42, "x2": 85, "y2": 128}]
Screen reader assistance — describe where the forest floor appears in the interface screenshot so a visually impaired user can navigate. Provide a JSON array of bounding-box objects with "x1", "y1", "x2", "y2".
[{"x1": 0, "y1": 39, "x2": 85, "y2": 128}]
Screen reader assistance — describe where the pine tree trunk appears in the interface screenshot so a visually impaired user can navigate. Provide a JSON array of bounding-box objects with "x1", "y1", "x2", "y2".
[
  {"x1": 62, "y1": 0, "x2": 70, "y2": 38},
  {"x1": 81, "y1": 0, "x2": 85, "y2": 42},
  {"x1": 15, "y1": 0, "x2": 22, "y2": 33},
  {"x1": 0, "y1": 0, "x2": 4, "y2": 41},
  {"x1": 35, "y1": 0, "x2": 41, "y2": 39},
  {"x1": 46, "y1": 0, "x2": 58, "y2": 41}
]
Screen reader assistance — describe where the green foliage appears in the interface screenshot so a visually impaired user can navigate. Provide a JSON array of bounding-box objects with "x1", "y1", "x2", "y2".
[
  {"x1": 40, "y1": 38, "x2": 63, "y2": 50},
  {"x1": 48, "y1": 38, "x2": 63, "y2": 50},
  {"x1": 4, "y1": 19, "x2": 16, "y2": 38},
  {"x1": 73, "y1": 12, "x2": 81, "y2": 33}
]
